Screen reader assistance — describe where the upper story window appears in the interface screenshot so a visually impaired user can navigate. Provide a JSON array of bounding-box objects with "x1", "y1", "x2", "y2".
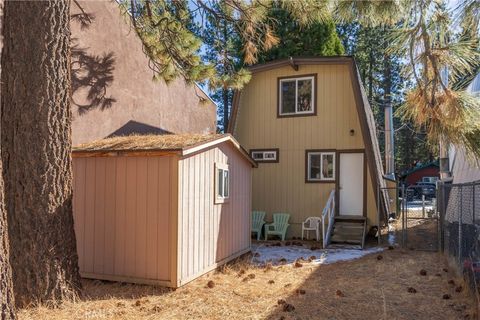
[
  {"x1": 278, "y1": 74, "x2": 316, "y2": 117},
  {"x1": 250, "y1": 149, "x2": 279, "y2": 163}
]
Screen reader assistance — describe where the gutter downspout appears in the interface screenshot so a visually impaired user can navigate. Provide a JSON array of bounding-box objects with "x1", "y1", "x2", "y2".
[
  {"x1": 383, "y1": 50, "x2": 395, "y2": 180},
  {"x1": 439, "y1": 67, "x2": 451, "y2": 180},
  {"x1": 439, "y1": 138, "x2": 451, "y2": 180},
  {"x1": 384, "y1": 103, "x2": 395, "y2": 180}
]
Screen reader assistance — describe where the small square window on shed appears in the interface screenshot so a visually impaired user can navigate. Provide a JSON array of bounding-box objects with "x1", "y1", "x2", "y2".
[
  {"x1": 215, "y1": 163, "x2": 229, "y2": 203},
  {"x1": 306, "y1": 151, "x2": 335, "y2": 182},
  {"x1": 250, "y1": 149, "x2": 279, "y2": 163}
]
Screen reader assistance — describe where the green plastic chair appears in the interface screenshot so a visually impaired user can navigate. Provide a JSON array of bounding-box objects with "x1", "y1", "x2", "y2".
[
  {"x1": 265, "y1": 213, "x2": 290, "y2": 241},
  {"x1": 252, "y1": 211, "x2": 266, "y2": 240}
]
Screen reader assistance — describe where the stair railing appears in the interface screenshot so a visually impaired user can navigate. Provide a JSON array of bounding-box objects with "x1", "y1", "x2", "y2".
[{"x1": 321, "y1": 189, "x2": 336, "y2": 249}]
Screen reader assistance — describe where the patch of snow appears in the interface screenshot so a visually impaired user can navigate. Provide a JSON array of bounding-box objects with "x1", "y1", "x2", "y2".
[
  {"x1": 405, "y1": 200, "x2": 434, "y2": 211},
  {"x1": 251, "y1": 244, "x2": 383, "y2": 266}
]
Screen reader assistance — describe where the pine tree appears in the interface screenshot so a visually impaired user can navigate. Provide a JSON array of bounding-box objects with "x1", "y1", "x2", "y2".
[
  {"x1": 200, "y1": 1, "x2": 250, "y2": 132},
  {"x1": 118, "y1": 0, "x2": 480, "y2": 158},
  {"x1": 2, "y1": 0, "x2": 81, "y2": 306},
  {"x1": 336, "y1": 0, "x2": 480, "y2": 162},
  {"x1": 199, "y1": 1, "x2": 344, "y2": 132},
  {"x1": 257, "y1": 3, "x2": 344, "y2": 63},
  {"x1": 0, "y1": 2, "x2": 15, "y2": 318}
]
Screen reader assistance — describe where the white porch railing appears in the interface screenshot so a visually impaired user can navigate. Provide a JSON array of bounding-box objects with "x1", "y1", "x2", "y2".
[{"x1": 321, "y1": 189, "x2": 336, "y2": 249}]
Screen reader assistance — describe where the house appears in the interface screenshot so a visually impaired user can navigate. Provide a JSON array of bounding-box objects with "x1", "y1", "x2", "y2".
[
  {"x1": 440, "y1": 73, "x2": 480, "y2": 261},
  {"x1": 228, "y1": 57, "x2": 389, "y2": 244},
  {"x1": 448, "y1": 72, "x2": 480, "y2": 184},
  {"x1": 70, "y1": 1, "x2": 216, "y2": 145},
  {"x1": 72, "y1": 134, "x2": 255, "y2": 287},
  {"x1": 400, "y1": 161, "x2": 439, "y2": 186}
]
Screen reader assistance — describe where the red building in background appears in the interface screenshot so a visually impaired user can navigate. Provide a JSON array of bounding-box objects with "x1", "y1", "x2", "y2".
[{"x1": 400, "y1": 161, "x2": 440, "y2": 186}]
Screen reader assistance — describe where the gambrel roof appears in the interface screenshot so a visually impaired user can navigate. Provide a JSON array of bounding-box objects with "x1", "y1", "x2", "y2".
[{"x1": 227, "y1": 56, "x2": 389, "y2": 219}]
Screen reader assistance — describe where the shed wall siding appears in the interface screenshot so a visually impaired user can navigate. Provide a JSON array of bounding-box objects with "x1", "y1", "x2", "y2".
[
  {"x1": 73, "y1": 156, "x2": 173, "y2": 284},
  {"x1": 177, "y1": 143, "x2": 251, "y2": 284},
  {"x1": 234, "y1": 64, "x2": 377, "y2": 235}
]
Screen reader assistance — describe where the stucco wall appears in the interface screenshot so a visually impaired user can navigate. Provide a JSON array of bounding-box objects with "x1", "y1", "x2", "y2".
[{"x1": 71, "y1": 0, "x2": 216, "y2": 146}]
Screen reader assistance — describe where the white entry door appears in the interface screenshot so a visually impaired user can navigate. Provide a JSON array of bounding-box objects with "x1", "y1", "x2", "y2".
[{"x1": 339, "y1": 152, "x2": 364, "y2": 216}]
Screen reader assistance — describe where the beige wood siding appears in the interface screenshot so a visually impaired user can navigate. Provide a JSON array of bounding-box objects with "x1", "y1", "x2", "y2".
[
  {"x1": 234, "y1": 64, "x2": 377, "y2": 235},
  {"x1": 177, "y1": 143, "x2": 252, "y2": 285},
  {"x1": 73, "y1": 155, "x2": 175, "y2": 285}
]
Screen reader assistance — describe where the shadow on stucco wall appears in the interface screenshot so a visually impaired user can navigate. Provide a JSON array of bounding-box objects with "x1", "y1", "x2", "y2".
[
  {"x1": 107, "y1": 121, "x2": 172, "y2": 138},
  {"x1": 70, "y1": 7, "x2": 116, "y2": 115},
  {"x1": 71, "y1": 40, "x2": 116, "y2": 115}
]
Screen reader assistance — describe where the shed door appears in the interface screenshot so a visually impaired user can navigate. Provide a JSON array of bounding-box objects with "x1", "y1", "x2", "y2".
[{"x1": 339, "y1": 152, "x2": 364, "y2": 216}]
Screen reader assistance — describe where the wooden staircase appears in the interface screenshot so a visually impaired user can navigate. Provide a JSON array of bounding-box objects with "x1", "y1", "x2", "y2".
[{"x1": 329, "y1": 216, "x2": 367, "y2": 249}]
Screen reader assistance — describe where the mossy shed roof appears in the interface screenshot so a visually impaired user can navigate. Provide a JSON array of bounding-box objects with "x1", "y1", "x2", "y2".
[{"x1": 73, "y1": 133, "x2": 256, "y2": 166}]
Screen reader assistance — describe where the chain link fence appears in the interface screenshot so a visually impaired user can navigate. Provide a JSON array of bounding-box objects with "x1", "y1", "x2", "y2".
[
  {"x1": 378, "y1": 184, "x2": 439, "y2": 251},
  {"x1": 438, "y1": 180, "x2": 480, "y2": 310}
]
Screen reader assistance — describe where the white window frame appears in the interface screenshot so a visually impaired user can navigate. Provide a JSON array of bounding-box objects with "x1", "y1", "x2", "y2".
[
  {"x1": 307, "y1": 151, "x2": 336, "y2": 182},
  {"x1": 279, "y1": 76, "x2": 315, "y2": 116},
  {"x1": 214, "y1": 163, "x2": 230, "y2": 204},
  {"x1": 250, "y1": 149, "x2": 278, "y2": 163}
]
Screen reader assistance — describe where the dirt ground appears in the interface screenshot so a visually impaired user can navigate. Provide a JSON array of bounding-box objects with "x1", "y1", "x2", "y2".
[
  {"x1": 18, "y1": 247, "x2": 477, "y2": 320},
  {"x1": 386, "y1": 213, "x2": 439, "y2": 251}
]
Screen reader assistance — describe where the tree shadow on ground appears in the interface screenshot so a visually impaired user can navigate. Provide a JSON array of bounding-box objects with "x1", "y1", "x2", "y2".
[
  {"x1": 264, "y1": 249, "x2": 475, "y2": 320},
  {"x1": 80, "y1": 279, "x2": 172, "y2": 301}
]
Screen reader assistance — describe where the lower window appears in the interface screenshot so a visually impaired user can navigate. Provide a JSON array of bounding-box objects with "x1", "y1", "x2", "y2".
[
  {"x1": 250, "y1": 149, "x2": 279, "y2": 163},
  {"x1": 306, "y1": 151, "x2": 335, "y2": 182},
  {"x1": 215, "y1": 163, "x2": 229, "y2": 203}
]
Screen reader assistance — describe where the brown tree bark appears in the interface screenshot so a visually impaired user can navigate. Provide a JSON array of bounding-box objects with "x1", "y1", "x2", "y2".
[
  {"x1": 0, "y1": 148, "x2": 15, "y2": 319},
  {"x1": 0, "y1": 0, "x2": 16, "y2": 317},
  {"x1": 1, "y1": 0, "x2": 81, "y2": 307}
]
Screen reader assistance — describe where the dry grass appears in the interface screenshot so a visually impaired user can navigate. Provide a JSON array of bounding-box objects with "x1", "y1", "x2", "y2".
[
  {"x1": 18, "y1": 248, "x2": 477, "y2": 320},
  {"x1": 73, "y1": 133, "x2": 223, "y2": 152}
]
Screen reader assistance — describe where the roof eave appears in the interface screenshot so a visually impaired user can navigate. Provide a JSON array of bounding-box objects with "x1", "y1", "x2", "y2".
[{"x1": 72, "y1": 134, "x2": 257, "y2": 167}]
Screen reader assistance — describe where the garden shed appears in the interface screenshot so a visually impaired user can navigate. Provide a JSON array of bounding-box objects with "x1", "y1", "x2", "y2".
[{"x1": 72, "y1": 134, "x2": 255, "y2": 287}]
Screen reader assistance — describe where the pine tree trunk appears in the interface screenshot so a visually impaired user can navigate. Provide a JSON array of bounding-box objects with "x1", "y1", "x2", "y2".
[
  {"x1": 368, "y1": 49, "x2": 374, "y2": 104},
  {"x1": 0, "y1": 145, "x2": 15, "y2": 320},
  {"x1": 223, "y1": 88, "x2": 229, "y2": 132},
  {"x1": 1, "y1": 0, "x2": 81, "y2": 307},
  {"x1": 0, "y1": 1, "x2": 17, "y2": 317},
  {"x1": 222, "y1": 21, "x2": 229, "y2": 132}
]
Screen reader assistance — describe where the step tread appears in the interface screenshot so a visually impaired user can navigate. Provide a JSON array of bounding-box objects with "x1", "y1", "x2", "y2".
[
  {"x1": 335, "y1": 215, "x2": 366, "y2": 221},
  {"x1": 334, "y1": 223, "x2": 365, "y2": 228},
  {"x1": 330, "y1": 234, "x2": 362, "y2": 244},
  {"x1": 329, "y1": 218, "x2": 366, "y2": 246},
  {"x1": 332, "y1": 229, "x2": 364, "y2": 235}
]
